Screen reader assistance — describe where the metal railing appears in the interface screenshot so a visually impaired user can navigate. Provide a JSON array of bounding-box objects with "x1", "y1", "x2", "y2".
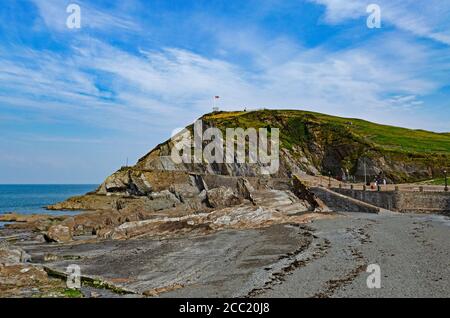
[{"x1": 328, "y1": 183, "x2": 448, "y2": 193}]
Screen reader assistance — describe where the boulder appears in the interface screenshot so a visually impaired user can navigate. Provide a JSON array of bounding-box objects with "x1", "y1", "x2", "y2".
[
  {"x1": 44, "y1": 224, "x2": 73, "y2": 243},
  {"x1": 0, "y1": 213, "x2": 68, "y2": 232},
  {"x1": 0, "y1": 264, "x2": 63, "y2": 297},
  {"x1": 206, "y1": 187, "x2": 242, "y2": 208},
  {"x1": 98, "y1": 214, "x2": 212, "y2": 240},
  {"x1": 292, "y1": 175, "x2": 329, "y2": 212},
  {"x1": 0, "y1": 241, "x2": 31, "y2": 264},
  {"x1": 236, "y1": 178, "x2": 255, "y2": 203}
]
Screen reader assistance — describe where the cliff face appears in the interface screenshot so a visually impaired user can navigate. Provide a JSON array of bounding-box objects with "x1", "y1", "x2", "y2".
[
  {"x1": 102, "y1": 109, "x2": 449, "y2": 192},
  {"x1": 49, "y1": 109, "x2": 449, "y2": 211}
]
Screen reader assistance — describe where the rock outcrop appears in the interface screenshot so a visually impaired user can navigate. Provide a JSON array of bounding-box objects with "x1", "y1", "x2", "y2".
[
  {"x1": 0, "y1": 241, "x2": 72, "y2": 298},
  {"x1": 206, "y1": 187, "x2": 242, "y2": 208},
  {"x1": 39, "y1": 174, "x2": 329, "y2": 242},
  {"x1": 97, "y1": 188, "x2": 331, "y2": 241},
  {"x1": 292, "y1": 175, "x2": 329, "y2": 212},
  {"x1": 0, "y1": 241, "x2": 31, "y2": 264},
  {"x1": 49, "y1": 110, "x2": 450, "y2": 214},
  {"x1": 40, "y1": 110, "x2": 450, "y2": 243},
  {"x1": 0, "y1": 213, "x2": 68, "y2": 232},
  {"x1": 44, "y1": 225, "x2": 73, "y2": 243}
]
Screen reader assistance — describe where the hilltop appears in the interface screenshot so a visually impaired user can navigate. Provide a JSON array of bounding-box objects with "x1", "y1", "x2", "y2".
[
  {"x1": 201, "y1": 110, "x2": 449, "y2": 155},
  {"x1": 137, "y1": 109, "x2": 449, "y2": 182}
]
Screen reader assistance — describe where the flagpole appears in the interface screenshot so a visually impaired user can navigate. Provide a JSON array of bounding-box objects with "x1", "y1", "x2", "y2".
[{"x1": 213, "y1": 96, "x2": 220, "y2": 112}]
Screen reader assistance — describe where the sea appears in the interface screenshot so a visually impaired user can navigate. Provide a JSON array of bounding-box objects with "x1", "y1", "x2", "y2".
[{"x1": 0, "y1": 184, "x2": 98, "y2": 227}]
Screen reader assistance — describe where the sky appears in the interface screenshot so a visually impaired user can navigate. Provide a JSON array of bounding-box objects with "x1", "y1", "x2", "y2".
[{"x1": 0, "y1": 0, "x2": 449, "y2": 184}]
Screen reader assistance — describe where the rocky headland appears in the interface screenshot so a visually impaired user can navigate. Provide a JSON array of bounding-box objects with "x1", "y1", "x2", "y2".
[{"x1": 1, "y1": 110, "x2": 449, "y2": 297}]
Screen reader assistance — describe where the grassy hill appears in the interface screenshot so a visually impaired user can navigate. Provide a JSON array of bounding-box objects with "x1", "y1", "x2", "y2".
[
  {"x1": 51, "y1": 109, "x2": 449, "y2": 211},
  {"x1": 201, "y1": 109, "x2": 450, "y2": 182},
  {"x1": 203, "y1": 109, "x2": 450, "y2": 155}
]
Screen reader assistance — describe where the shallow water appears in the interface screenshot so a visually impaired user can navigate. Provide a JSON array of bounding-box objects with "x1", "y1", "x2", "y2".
[{"x1": 0, "y1": 184, "x2": 97, "y2": 216}]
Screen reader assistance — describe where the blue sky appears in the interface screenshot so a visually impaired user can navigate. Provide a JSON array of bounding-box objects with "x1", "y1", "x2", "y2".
[{"x1": 0, "y1": 0, "x2": 449, "y2": 183}]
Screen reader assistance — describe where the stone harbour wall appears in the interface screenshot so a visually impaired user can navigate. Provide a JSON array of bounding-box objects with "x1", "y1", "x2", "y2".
[
  {"x1": 311, "y1": 187, "x2": 381, "y2": 213},
  {"x1": 333, "y1": 188, "x2": 450, "y2": 213}
]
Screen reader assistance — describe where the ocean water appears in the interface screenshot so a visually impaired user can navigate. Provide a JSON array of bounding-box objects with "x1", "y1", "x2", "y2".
[{"x1": 0, "y1": 184, "x2": 98, "y2": 216}]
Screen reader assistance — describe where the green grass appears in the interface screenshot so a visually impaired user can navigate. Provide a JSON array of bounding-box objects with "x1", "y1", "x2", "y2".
[
  {"x1": 417, "y1": 177, "x2": 448, "y2": 185},
  {"x1": 278, "y1": 110, "x2": 449, "y2": 154},
  {"x1": 62, "y1": 288, "x2": 84, "y2": 298},
  {"x1": 203, "y1": 109, "x2": 450, "y2": 155}
]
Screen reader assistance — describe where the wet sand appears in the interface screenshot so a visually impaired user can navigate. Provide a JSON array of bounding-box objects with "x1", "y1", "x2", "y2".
[{"x1": 261, "y1": 211, "x2": 450, "y2": 297}]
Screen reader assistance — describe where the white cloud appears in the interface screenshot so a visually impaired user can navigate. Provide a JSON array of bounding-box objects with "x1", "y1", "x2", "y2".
[
  {"x1": 388, "y1": 95, "x2": 424, "y2": 111},
  {"x1": 0, "y1": 32, "x2": 444, "y2": 135},
  {"x1": 311, "y1": 0, "x2": 366, "y2": 23},
  {"x1": 30, "y1": 0, "x2": 140, "y2": 33},
  {"x1": 310, "y1": 0, "x2": 450, "y2": 45},
  {"x1": 1, "y1": 0, "x2": 449, "y2": 184},
  {"x1": 3, "y1": 0, "x2": 450, "y2": 135}
]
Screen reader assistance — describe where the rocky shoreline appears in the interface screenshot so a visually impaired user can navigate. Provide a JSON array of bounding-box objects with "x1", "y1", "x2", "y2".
[
  {"x1": 2, "y1": 208, "x2": 448, "y2": 298},
  {"x1": 0, "y1": 174, "x2": 336, "y2": 297},
  {"x1": 1, "y1": 110, "x2": 449, "y2": 298}
]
